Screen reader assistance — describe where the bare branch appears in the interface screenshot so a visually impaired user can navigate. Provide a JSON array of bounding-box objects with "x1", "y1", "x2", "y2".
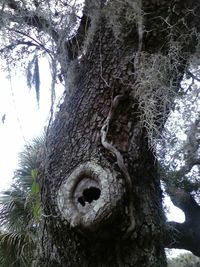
[
  {"x1": 164, "y1": 189, "x2": 200, "y2": 256},
  {"x1": 0, "y1": 40, "x2": 38, "y2": 53},
  {"x1": 169, "y1": 188, "x2": 199, "y2": 221},
  {"x1": 182, "y1": 116, "x2": 200, "y2": 171},
  {"x1": 22, "y1": 14, "x2": 59, "y2": 42},
  {"x1": 161, "y1": 115, "x2": 200, "y2": 186},
  {"x1": 165, "y1": 220, "x2": 200, "y2": 257},
  {"x1": 7, "y1": 28, "x2": 53, "y2": 56},
  {"x1": 186, "y1": 69, "x2": 200, "y2": 83}
]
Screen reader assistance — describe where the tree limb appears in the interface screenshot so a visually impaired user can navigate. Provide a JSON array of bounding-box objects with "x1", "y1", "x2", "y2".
[
  {"x1": 2, "y1": 0, "x2": 90, "y2": 63},
  {"x1": 2, "y1": 1, "x2": 59, "y2": 42},
  {"x1": 6, "y1": 0, "x2": 19, "y2": 10},
  {"x1": 0, "y1": 40, "x2": 38, "y2": 53},
  {"x1": 6, "y1": 28, "x2": 53, "y2": 56},
  {"x1": 164, "y1": 189, "x2": 200, "y2": 256},
  {"x1": 186, "y1": 69, "x2": 200, "y2": 83},
  {"x1": 165, "y1": 220, "x2": 200, "y2": 257},
  {"x1": 169, "y1": 189, "x2": 200, "y2": 221},
  {"x1": 161, "y1": 115, "x2": 200, "y2": 191},
  {"x1": 65, "y1": 13, "x2": 90, "y2": 60}
]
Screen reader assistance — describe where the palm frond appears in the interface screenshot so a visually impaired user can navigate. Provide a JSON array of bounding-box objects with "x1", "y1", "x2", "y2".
[
  {"x1": 0, "y1": 231, "x2": 35, "y2": 267},
  {"x1": 0, "y1": 187, "x2": 31, "y2": 232},
  {"x1": 0, "y1": 135, "x2": 44, "y2": 266}
]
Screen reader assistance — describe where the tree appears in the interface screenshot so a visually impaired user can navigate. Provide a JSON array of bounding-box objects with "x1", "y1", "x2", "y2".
[
  {"x1": 0, "y1": 137, "x2": 43, "y2": 266},
  {"x1": 0, "y1": 0, "x2": 200, "y2": 266}
]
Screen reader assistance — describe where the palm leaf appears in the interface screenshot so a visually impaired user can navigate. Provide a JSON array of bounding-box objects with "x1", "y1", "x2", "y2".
[
  {"x1": 0, "y1": 231, "x2": 35, "y2": 267},
  {"x1": 0, "y1": 136, "x2": 44, "y2": 266}
]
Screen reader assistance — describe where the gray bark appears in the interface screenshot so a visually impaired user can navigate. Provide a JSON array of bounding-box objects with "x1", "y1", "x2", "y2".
[
  {"x1": 40, "y1": 19, "x2": 166, "y2": 267},
  {"x1": 38, "y1": 0, "x2": 200, "y2": 266},
  {"x1": 1, "y1": 0, "x2": 200, "y2": 265}
]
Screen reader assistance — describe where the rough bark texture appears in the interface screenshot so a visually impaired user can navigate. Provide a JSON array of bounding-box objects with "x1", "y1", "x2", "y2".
[
  {"x1": 1, "y1": 0, "x2": 200, "y2": 265},
  {"x1": 40, "y1": 18, "x2": 166, "y2": 267},
  {"x1": 38, "y1": 0, "x2": 200, "y2": 266}
]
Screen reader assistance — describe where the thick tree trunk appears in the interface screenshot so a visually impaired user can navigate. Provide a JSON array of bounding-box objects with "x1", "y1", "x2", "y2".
[
  {"x1": 40, "y1": 90, "x2": 166, "y2": 266},
  {"x1": 40, "y1": 15, "x2": 166, "y2": 267},
  {"x1": 39, "y1": 1, "x2": 200, "y2": 266}
]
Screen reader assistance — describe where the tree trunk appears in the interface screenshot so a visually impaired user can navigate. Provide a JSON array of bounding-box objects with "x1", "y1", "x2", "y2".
[
  {"x1": 39, "y1": 1, "x2": 200, "y2": 266},
  {"x1": 39, "y1": 17, "x2": 166, "y2": 267}
]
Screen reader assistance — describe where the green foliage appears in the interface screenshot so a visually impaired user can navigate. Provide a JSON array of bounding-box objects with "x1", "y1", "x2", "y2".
[
  {"x1": 0, "y1": 136, "x2": 44, "y2": 266},
  {"x1": 167, "y1": 253, "x2": 200, "y2": 267},
  {"x1": 30, "y1": 169, "x2": 41, "y2": 221}
]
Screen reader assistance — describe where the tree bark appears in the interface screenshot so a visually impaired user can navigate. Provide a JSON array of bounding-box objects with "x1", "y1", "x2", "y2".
[{"x1": 38, "y1": 1, "x2": 200, "y2": 266}]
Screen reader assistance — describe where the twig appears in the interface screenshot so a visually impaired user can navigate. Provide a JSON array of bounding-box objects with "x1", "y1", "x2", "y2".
[{"x1": 7, "y1": 27, "x2": 53, "y2": 58}]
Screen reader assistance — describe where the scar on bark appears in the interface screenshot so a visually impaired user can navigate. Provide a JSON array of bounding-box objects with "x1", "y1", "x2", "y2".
[{"x1": 100, "y1": 94, "x2": 135, "y2": 234}]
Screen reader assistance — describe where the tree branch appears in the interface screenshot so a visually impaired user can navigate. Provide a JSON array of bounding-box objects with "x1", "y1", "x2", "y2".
[
  {"x1": 0, "y1": 40, "x2": 38, "y2": 53},
  {"x1": 6, "y1": 0, "x2": 19, "y2": 10},
  {"x1": 3, "y1": 1, "x2": 59, "y2": 42},
  {"x1": 161, "y1": 114, "x2": 200, "y2": 191},
  {"x1": 22, "y1": 14, "x2": 59, "y2": 42},
  {"x1": 6, "y1": 28, "x2": 53, "y2": 56},
  {"x1": 65, "y1": 13, "x2": 90, "y2": 60},
  {"x1": 2, "y1": 0, "x2": 91, "y2": 63},
  {"x1": 165, "y1": 220, "x2": 200, "y2": 257},
  {"x1": 164, "y1": 189, "x2": 200, "y2": 256},
  {"x1": 169, "y1": 189, "x2": 200, "y2": 221},
  {"x1": 186, "y1": 69, "x2": 200, "y2": 83}
]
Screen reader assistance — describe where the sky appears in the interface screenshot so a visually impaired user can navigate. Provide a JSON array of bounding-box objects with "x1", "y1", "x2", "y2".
[{"x1": 0, "y1": 58, "x2": 64, "y2": 190}]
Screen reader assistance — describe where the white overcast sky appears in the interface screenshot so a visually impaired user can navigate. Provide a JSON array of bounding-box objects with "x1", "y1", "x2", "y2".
[{"x1": 0, "y1": 58, "x2": 64, "y2": 190}]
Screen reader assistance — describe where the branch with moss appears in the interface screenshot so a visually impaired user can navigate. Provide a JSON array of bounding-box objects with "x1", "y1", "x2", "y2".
[
  {"x1": 1, "y1": 12, "x2": 59, "y2": 42},
  {"x1": 6, "y1": 28, "x2": 53, "y2": 55},
  {"x1": 2, "y1": 0, "x2": 90, "y2": 61},
  {"x1": 0, "y1": 40, "x2": 39, "y2": 53},
  {"x1": 160, "y1": 115, "x2": 200, "y2": 255},
  {"x1": 161, "y1": 115, "x2": 200, "y2": 191}
]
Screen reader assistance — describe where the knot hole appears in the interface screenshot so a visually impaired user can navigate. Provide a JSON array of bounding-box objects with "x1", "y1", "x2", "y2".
[{"x1": 78, "y1": 187, "x2": 101, "y2": 207}]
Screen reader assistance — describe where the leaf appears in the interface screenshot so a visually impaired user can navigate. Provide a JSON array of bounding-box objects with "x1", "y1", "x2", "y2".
[
  {"x1": 31, "y1": 180, "x2": 40, "y2": 195},
  {"x1": 0, "y1": 136, "x2": 44, "y2": 265},
  {"x1": 31, "y1": 169, "x2": 38, "y2": 180}
]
